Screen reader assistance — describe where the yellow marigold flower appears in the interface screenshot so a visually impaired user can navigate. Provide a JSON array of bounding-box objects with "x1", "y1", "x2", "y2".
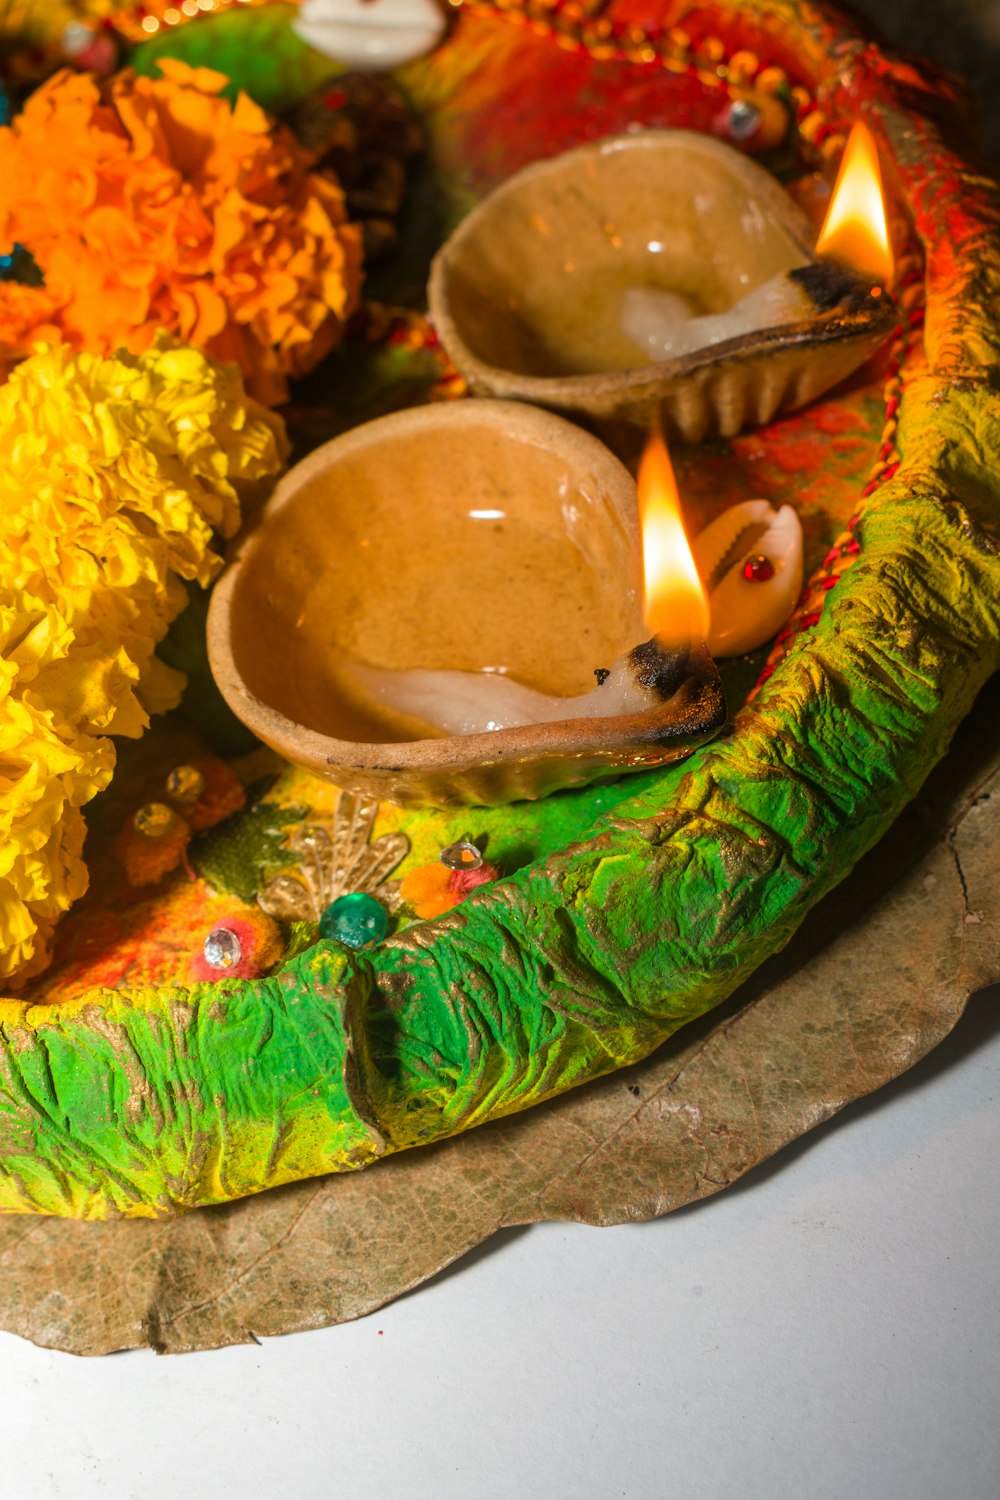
[
  {"x1": 0, "y1": 61, "x2": 364, "y2": 405},
  {"x1": 0, "y1": 337, "x2": 288, "y2": 984}
]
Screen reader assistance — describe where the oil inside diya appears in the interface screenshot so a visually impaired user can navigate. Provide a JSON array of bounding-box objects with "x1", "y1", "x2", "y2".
[
  {"x1": 207, "y1": 402, "x2": 725, "y2": 809},
  {"x1": 428, "y1": 129, "x2": 897, "y2": 441},
  {"x1": 349, "y1": 433, "x2": 803, "y2": 733}
]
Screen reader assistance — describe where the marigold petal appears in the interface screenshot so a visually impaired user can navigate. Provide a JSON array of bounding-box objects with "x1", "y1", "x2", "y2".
[
  {"x1": 0, "y1": 64, "x2": 364, "y2": 405},
  {"x1": 0, "y1": 336, "x2": 288, "y2": 982},
  {"x1": 154, "y1": 59, "x2": 231, "y2": 96}
]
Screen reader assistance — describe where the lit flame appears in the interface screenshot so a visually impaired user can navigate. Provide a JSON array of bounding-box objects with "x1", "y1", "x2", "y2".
[
  {"x1": 638, "y1": 429, "x2": 710, "y2": 644},
  {"x1": 816, "y1": 120, "x2": 893, "y2": 285}
]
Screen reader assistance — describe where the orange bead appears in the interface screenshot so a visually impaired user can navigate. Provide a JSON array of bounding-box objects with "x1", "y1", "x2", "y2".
[
  {"x1": 756, "y1": 66, "x2": 788, "y2": 94},
  {"x1": 696, "y1": 34, "x2": 726, "y2": 65},
  {"x1": 799, "y1": 110, "x2": 826, "y2": 144},
  {"x1": 727, "y1": 49, "x2": 760, "y2": 83}
]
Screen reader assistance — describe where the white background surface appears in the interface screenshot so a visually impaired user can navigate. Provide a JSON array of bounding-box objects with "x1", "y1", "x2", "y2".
[
  {"x1": 0, "y1": 987, "x2": 997, "y2": 1500},
  {"x1": 0, "y1": 1, "x2": 993, "y2": 1492}
]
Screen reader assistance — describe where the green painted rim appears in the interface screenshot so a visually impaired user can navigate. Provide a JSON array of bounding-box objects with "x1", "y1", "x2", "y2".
[{"x1": 2, "y1": 0, "x2": 999, "y2": 1218}]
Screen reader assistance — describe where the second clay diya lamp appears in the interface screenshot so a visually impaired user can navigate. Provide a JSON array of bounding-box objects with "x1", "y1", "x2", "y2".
[
  {"x1": 207, "y1": 400, "x2": 727, "y2": 808},
  {"x1": 428, "y1": 124, "x2": 896, "y2": 441}
]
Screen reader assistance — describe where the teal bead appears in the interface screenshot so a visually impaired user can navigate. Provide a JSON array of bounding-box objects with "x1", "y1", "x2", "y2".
[{"x1": 319, "y1": 892, "x2": 389, "y2": 949}]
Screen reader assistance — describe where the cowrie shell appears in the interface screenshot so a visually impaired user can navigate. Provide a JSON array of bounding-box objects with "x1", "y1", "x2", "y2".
[{"x1": 691, "y1": 499, "x2": 803, "y2": 657}]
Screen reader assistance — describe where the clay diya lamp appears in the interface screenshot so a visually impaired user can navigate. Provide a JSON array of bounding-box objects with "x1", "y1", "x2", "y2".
[
  {"x1": 428, "y1": 127, "x2": 897, "y2": 441},
  {"x1": 207, "y1": 401, "x2": 725, "y2": 808}
]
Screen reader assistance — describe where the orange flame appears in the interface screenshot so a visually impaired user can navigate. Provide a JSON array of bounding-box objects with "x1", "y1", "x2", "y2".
[
  {"x1": 816, "y1": 120, "x2": 893, "y2": 286},
  {"x1": 638, "y1": 429, "x2": 710, "y2": 644}
]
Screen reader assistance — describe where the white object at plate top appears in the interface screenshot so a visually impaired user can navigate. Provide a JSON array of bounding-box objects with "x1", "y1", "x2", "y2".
[
  {"x1": 692, "y1": 498, "x2": 803, "y2": 657},
  {"x1": 294, "y1": 0, "x2": 447, "y2": 69}
]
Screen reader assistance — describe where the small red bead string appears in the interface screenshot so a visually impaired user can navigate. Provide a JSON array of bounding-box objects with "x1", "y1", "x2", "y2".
[{"x1": 753, "y1": 241, "x2": 925, "y2": 690}]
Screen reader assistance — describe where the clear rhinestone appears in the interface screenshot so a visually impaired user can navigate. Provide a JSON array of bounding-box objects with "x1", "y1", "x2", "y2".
[
  {"x1": 133, "y1": 802, "x2": 175, "y2": 838},
  {"x1": 203, "y1": 926, "x2": 242, "y2": 970},
  {"x1": 166, "y1": 764, "x2": 205, "y2": 803},
  {"x1": 727, "y1": 99, "x2": 760, "y2": 141},
  {"x1": 440, "y1": 840, "x2": 483, "y2": 872}
]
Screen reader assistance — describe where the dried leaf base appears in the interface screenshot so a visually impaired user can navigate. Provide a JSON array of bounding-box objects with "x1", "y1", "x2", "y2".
[
  {"x1": 2, "y1": 676, "x2": 997, "y2": 1355},
  {"x1": 2, "y1": 0, "x2": 1000, "y2": 1273}
]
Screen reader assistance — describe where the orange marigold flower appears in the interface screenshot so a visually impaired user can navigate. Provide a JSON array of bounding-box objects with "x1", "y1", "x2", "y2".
[
  {"x1": 400, "y1": 859, "x2": 500, "y2": 919},
  {"x1": 0, "y1": 283, "x2": 62, "y2": 380},
  {"x1": 400, "y1": 862, "x2": 455, "y2": 920},
  {"x1": 0, "y1": 60, "x2": 364, "y2": 405}
]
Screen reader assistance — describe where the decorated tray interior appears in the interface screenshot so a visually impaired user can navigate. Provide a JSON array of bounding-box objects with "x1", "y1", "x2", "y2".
[{"x1": 0, "y1": 0, "x2": 998, "y2": 1238}]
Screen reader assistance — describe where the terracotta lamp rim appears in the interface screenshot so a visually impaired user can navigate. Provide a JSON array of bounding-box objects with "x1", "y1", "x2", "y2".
[
  {"x1": 207, "y1": 399, "x2": 725, "y2": 807},
  {"x1": 428, "y1": 127, "x2": 897, "y2": 439}
]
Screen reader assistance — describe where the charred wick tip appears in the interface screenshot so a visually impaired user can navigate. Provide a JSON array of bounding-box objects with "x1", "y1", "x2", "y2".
[
  {"x1": 628, "y1": 637, "x2": 692, "y2": 698},
  {"x1": 635, "y1": 636, "x2": 727, "y2": 748},
  {"x1": 790, "y1": 260, "x2": 886, "y2": 314}
]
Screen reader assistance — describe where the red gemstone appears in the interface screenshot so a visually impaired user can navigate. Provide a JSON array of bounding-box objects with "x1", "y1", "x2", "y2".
[{"x1": 742, "y1": 553, "x2": 775, "y2": 582}]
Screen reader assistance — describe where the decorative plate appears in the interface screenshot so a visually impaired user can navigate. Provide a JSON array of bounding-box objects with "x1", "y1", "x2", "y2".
[{"x1": 1, "y1": 0, "x2": 999, "y2": 1223}]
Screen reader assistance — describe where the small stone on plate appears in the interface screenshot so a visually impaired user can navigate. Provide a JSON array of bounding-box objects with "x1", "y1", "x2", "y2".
[
  {"x1": 166, "y1": 764, "x2": 205, "y2": 803},
  {"x1": 726, "y1": 99, "x2": 760, "y2": 141},
  {"x1": 133, "y1": 802, "x2": 175, "y2": 839},
  {"x1": 203, "y1": 926, "x2": 242, "y2": 970},
  {"x1": 319, "y1": 892, "x2": 389, "y2": 948},
  {"x1": 440, "y1": 840, "x2": 483, "y2": 872},
  {"x1": 742, "y1": 553, "x2": 776, "y2": 582}
]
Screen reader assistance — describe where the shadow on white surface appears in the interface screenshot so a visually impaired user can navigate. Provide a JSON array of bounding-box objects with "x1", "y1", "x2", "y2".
[
  {"x1": 658, "y1": 980, "x2": 1000, "y2": 1216},
  {"x1": 0, "y1": 978, "x2": 997, "y2": 1500}
]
